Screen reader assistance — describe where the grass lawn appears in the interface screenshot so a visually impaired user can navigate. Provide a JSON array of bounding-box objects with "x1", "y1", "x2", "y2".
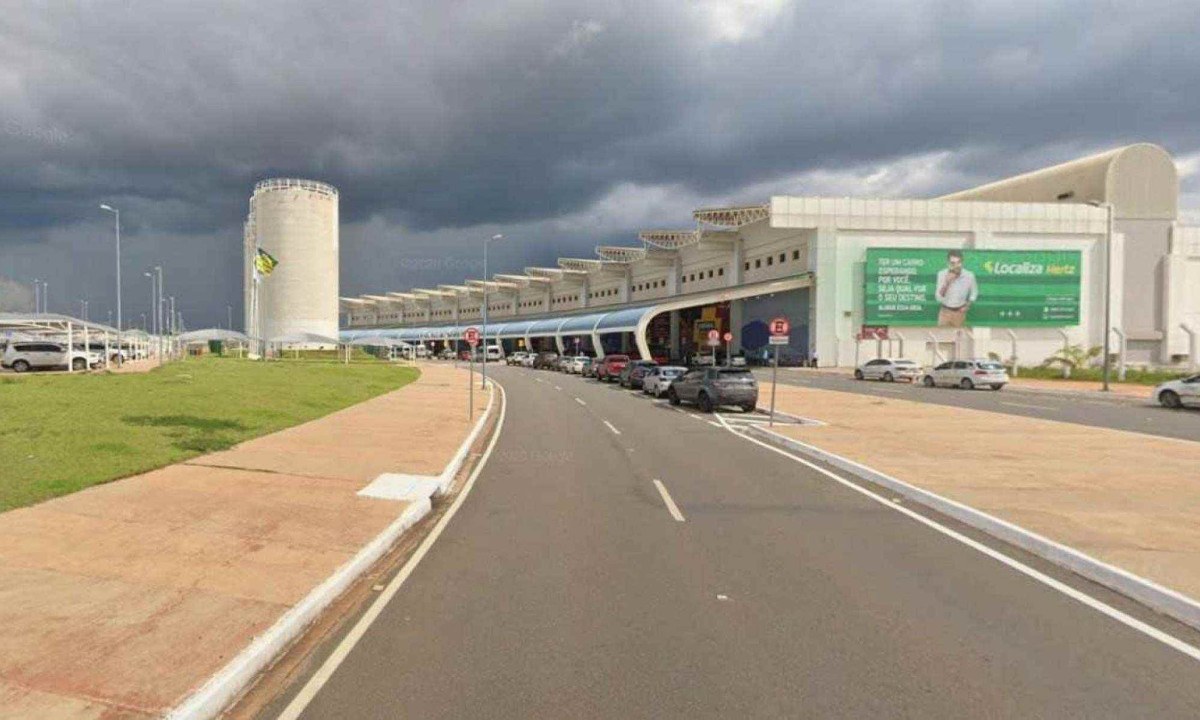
[{"x1": 0, "y1": 356, "x2": 418, "y2": 511}]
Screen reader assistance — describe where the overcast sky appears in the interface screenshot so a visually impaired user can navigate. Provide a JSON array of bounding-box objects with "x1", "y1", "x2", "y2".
[{"x1": 2, "y1": 0, "x2": 1199, "y2": 328}]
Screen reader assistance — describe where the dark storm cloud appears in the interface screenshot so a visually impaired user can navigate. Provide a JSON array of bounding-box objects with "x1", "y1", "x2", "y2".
[{"x1": 2, "y1": 0, "x2": 1199, "y2": 324}]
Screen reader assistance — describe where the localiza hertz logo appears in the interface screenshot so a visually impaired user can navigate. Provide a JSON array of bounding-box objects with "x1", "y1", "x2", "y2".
[{"x1": 983, "y1": 260, "x2": 993, "y2": 273}]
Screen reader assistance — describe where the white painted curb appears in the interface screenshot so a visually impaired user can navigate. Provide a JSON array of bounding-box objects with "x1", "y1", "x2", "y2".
[
  {"x1": 746, "y1": 424, "x2": 1200, "y2": 633},
  {"x1": 166, "y1": 378, "x2": 498, "y2": 720}
]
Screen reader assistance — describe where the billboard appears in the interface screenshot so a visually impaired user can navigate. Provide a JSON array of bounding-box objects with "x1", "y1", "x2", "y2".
[{"x1": 865, "y1": 248, "x2": 1081, "y2": 327}]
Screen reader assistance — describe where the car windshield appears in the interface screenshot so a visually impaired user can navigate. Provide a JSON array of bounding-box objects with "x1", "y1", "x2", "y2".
[
  {"x1": 718, "y1": 368, "x2": 751, "y2": 376},
  {"x1": 977, "y1": 362, "x2": 1004, "y2": 370},
  {"x1": 894, "y1": 360, "x2": 916, "y2": 365}
]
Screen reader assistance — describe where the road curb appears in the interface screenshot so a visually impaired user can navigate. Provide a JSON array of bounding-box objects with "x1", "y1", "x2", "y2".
[
  {"x1": 744, "y1": 424, "x2": 1200, "y2": 634},
  {"x1": 166, "y1": 377, "x2": 500, "y2": 720}
]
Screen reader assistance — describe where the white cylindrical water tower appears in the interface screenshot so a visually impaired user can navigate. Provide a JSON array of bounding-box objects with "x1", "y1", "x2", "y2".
[{"x1": 244, "y1": 178, "x2": 339, "y2": 342}]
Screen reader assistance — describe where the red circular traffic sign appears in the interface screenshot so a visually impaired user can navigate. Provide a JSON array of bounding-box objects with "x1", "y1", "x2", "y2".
[
  {"x1": 707, "y1": 329, "x2": 720, "y2": 341},
  {"x1": 769, "y1": 317, "x2": 790, "y2": 336},
  {"x1": 722, "y1": 332, "x2": 733, "y2": 342},
  {"x1": 464, "y1": 327, "x2": 480, "y2": 346}
]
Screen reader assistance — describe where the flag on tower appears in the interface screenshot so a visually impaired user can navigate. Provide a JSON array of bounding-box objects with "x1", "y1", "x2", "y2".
[{"x1": 254, "y1": 248, "x2": 279, "y2": 276}]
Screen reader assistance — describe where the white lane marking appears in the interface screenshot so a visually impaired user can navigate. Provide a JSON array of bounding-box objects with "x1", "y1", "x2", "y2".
[
  {"x1": 719, "y1": 421, "x2": 1200, "y2": 665},
  {"x1": 1000, "y1": 401, "x2": 1058, "y2": 411},
  {"x1": 554, "y1": 385, "x2": 562, "y2": 391},
  {"x1": 276, "y1": 382, "x2": 510, "y2": 719},
  {"x1": 535, "y1": 378, "x2": 545, "y2": 384},
  {"x1": 653, "y1": 479, "x2": 686, "y2": 522},
  {"x1": 575, "y1": 397, "x2": 587, "y2": 406},
  {"x1": 603, "y1": 420, "x2": 621, "y2": 435},
  {"x1": 708, "y1": 421, "x2": 722, "y2": 427}
]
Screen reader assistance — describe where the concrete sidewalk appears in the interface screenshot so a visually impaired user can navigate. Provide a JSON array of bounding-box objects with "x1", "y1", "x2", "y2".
[
  {"x1": 0, "y1": 362, "x2": 483, "y2": 719},
  {"x1": 765, "y1": 385, "x2": 1200, "y2": 601},
  {"x1": 782, "y1": 365, "x2": 1157, "y2": 400}
]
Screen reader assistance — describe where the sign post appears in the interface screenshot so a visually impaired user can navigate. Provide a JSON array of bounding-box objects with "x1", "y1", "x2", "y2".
[
  {"x1": 723, "y1": 331, "x2": 733, "y2": 366},
  {"x1": 464, "y1": 327, "x2": 480, "y2": 420},
  {"x1": 768, "y1": 317, "x2": 790, "y2": 426},
  {"x1": 707, "y1": 329, "x2": 720, "y2": 366}
]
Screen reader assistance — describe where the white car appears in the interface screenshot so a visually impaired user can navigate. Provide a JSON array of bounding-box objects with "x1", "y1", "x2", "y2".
[
  {"x1": 567, "y1": 355, "x2": 590, "y2": 374},
  {"x1": 921, "y1": 359, "x2": 1008, "y2": 390},
  {"x1": 507, "y1": 351, "x2": 528, "y2": 366},
  {"x1": 2, "y1": 341, "x2": 102, "y2": 372},
  {"x1": 520, "y1": 353, "x2": 536, "y2": 368},
  {"x1": 855, "y1": 358, "x2": 922, "y2": 382},
  {"x1": 642, "y1": 365, "x2": 688, "y2": 397},
  {"x1": 1153, "y1": 374, "x2": 1200, "y2": 409}
]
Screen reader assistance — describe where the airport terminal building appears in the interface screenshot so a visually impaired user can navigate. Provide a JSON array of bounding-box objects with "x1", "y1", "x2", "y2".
[{"x1": 341, "y1": 144, "x2": 1200, "y2": 368}]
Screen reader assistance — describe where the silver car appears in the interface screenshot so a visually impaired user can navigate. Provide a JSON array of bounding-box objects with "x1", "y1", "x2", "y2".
[
  {"x1": 921, "y1": 359, "x2": 1008, "y2": 390},
  {"x1": 855, "y1": 358, "x2": 922, "y2": 382},
  {"x1": 642, "y1": 365, "x2": 687, "y2": 397},
  {"x1": 1153, "y1": 374, "x2": 1200, "y2": 409},
  {"x1": 668, "y1": 367, "x2": 759, "y2": 412}
]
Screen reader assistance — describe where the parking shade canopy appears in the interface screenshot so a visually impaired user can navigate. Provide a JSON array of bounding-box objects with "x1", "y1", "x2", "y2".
[{"x1": 177, "y1": 328, "x2": 249, "y2": 343}]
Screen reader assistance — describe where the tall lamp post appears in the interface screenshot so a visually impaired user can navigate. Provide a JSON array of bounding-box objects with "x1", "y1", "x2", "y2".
[
  {"x1": 481, "y1": 233, "x2": 504, "y2": 390},
  {"x1": 32, "y1": 279, "x2": 40, "y2": 313},
  {"x1": 79, "y1": 299, "x2": 89, "y2": 321},
  {"x1": 99, "y1": 204, "x2": 122, "y2": 364},
  {"x1": 1087, "y1": 201, "x2": 1114, "y2": 391}
]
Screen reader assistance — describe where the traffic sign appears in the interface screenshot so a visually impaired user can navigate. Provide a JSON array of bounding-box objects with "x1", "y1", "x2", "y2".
[
  {"x1": 464, "y1": 327, "x2": 480, "y2": 346},
  {"x1": 722, "y1": 331, "x2": 733, "y2": 342},
  {"x1": 769, "y1": 335, "x2": 789, "y2": 345},
  {"x1": 769, "y1": 316, "x2": 790, "y2": 336},
  {"x1": 707, "y1": 329, "x2": 721, "y2": 347}
]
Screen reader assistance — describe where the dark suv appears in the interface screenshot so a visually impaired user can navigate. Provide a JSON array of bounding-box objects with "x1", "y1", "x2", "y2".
[
  {"x1": 619, "y1": 360, "x2": 658, "y2": 389},
  {"x1": 668, "y1": 367, "x2": 759, "y2": 412},
  {"x1": 533, "y1": 351, "x2": 560, "y2": 370}
]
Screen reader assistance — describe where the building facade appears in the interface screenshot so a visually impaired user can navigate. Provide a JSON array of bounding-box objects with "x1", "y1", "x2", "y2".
[{"x1": 343, "y1": 144, "x2": 1200, "y2": 369}]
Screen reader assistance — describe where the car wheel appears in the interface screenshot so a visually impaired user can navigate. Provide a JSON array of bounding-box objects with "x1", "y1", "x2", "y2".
[
  {"x1": 1160, "y1": 390, "x2": 1183, "y2": 409},
  {"x1": 854, "y1": 369, "x2": 864, "y2": 380},
  {"x1": 12, "y1": 360, "x2": 30, "y2": 373},
  {"x1": 72, "y1": 357, "x2": 87, "y2": 371},
  {"x1": 697, "y1": 392, "x2": 714, "y2": 413},
  {"x1": 922, "y1": 375, "x2": 934, "y2": 387},
  {"x1": 990, "y1": 384, "x2": 1004, "y2": 391},
  {"x1": 740, "y1": 402, "x2": 756, "y2": 412},
  {"x1": 883, "y1": 372, "x2": 894, "y2": 382},
  {"x1": 668, "y1": 388, "x2": 681, "y2": 406},
  {"x1": 959, "y1": 377, "x2": 974, "y2": 390}
]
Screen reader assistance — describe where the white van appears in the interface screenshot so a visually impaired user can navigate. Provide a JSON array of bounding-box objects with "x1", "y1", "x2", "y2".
[{"x1": 484, "y1": 344, "x2": 504, "y2": 362}]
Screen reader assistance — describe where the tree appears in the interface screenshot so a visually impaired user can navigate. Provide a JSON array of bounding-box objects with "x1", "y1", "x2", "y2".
[{"x1": 1041, "y1": 344, "x2": 1102, "y2": 377}]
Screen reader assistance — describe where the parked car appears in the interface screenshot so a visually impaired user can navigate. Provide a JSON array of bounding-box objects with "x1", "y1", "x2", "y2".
[
  {"x1": 2, "y1": 341, "x2": 102, "y2": 372},
  {"x1": 533, "y1": 351, "x2": 559, "y2": 370},
  {"x1": 507, "y1": 351, "x2": 528, "y2": 366},
  {"x1": 521, "y1": 353, "x2": 537, "y2": 368},
  {"x1": 619, "y1": 359, "x2": 658, "y2": 389},
  {"x1": 594, "y1": 354, "x2": 630, "y2": 382},
  {"x1": 921, "y1": 359, "x2": 1008, "y2": 390},
  {"x1": 568, "y1": 356, "x2": 591, "y2": 374},
  {"x1": 582, "y1": 357, "x2": 599, "y2": 377},
  {"x1": 668, "y1": 367, "x2": 759, "y2": 412},
  {"x1": 483, "y1": 345, "x2": 504, "y2": 362},
  {"x1": 439, "y1": 348, "x2": 457, "y2": 360},
  {"x1": 642, "y1": 365, "x2": 687, "y2": 397},
  {"x1": 855, "y1": 358, "x2": 923, "y2": 382},
  {"x1": 458, "y1": 350, "x2": 472, "y2": 361},
  {"x1": 1153, "y1": 374, "x2": 1200, "y2": 409}
]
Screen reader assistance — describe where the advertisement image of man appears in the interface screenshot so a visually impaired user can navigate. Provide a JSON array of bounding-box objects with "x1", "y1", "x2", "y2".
[{"x1": 935, "y1": 250, "x2": 978, "y2": 327}]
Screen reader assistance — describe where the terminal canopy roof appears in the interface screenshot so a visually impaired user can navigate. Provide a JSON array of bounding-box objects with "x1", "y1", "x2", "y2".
[{"x1": 339, "y1": 305, "x2": 660, "y2": 343}]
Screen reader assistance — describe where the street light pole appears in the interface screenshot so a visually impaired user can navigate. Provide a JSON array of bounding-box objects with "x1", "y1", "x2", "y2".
[
  {"x1": 481, "y1": 233, "x2": 504, "y2": 390},
  {"x1": 1088, "y1": 201, "x2": 1114, "y2": 391},
  {"x1": 80, "y1": 299, "x2": 88, "y2": 321},
  {"x1": 100, "y1": 204, "x2": 122, "y2": 364},
  {"x1": 33, "y1": 279, "x2": 39, "y2": 313},
  {"x1": 227, "y1": 304, "x2": 233, "y2": 331}
]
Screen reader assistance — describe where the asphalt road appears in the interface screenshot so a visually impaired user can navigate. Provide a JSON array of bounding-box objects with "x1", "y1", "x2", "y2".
[
  {"x1": 751, "y1": 367, "x2": 1200, "y2": 442},
  {"x1": 275, "y1": 366, "x2": 1200, "y2": 719}
]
